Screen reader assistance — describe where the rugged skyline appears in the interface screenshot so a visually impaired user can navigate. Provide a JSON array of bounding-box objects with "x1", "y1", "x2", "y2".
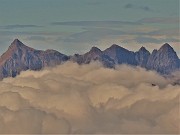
[
  {"x1": 0, "y1": 0, "x2": 179, "y2": 56},
  {"x1": 0, "y1": 39, "x2": 179, "y2": 79}
]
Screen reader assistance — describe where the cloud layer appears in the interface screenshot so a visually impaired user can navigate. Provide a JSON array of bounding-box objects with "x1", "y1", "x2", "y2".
[
  {"x1": 0, "y1": 62, "x2": 179, "y2": 134},
  {"x1": 124, "y1": 3, "x2": 152, "y2": 11},
  {"x1": 0, "y1": 25, "x2": 42, "y2": 30}
]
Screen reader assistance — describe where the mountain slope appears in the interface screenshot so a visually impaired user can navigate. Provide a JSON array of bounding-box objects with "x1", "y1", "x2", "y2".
[
  {"x1": 70, "y1": 46, "x2": 115, "y2": 68},
  {"x1": 103, "y1": 44, "x2": 137, "y2": 65},
  {"x1": 135, "y1": 46, "x2": 150, "y2": 67},
  {"x1": 146, "y1": 43, "x2": 180, "y2": 74},
  {"x1": 71, "y1": 43, "x2": 179, "y2": 74},
  {"x1": 0, "y1": 39, "x2": 69, "y2": 79}
]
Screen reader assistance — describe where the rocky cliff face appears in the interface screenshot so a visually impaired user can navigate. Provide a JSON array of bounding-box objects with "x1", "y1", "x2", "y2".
[
  {"x1": 0, "y1": 39, "x2": 179, "y2": 79},
  {"x1": 71, "y1": 43, "x2": 179, "y2": 74},
  {"x1": 0, "y1": 39, "x2": 69, "y2": 79},
  {"x1": 146, "y1": 43, "x2": 180, "y2": 74},
  {"x1": 103, "y1": 44, "x2": 137, "y2": 65},
  {"x1": 135, "y1": 46, "x2": 150, "y2": 67},
  {"x1": 70, "y1": 46, "x2": 115, "y2": 68}
]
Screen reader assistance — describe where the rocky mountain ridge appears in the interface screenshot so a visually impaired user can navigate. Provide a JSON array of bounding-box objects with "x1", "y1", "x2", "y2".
[
  {"x1": 0, "y1": 39, "x2": 69, "y2": 79},
  {"x1": 0, "y1": 39, "x2": 179, "y2": 79}
]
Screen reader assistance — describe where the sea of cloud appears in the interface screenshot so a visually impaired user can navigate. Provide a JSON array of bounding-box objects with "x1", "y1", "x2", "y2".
[{"x1": 0, "y1": 62, "x2": 179, "y2": 134}]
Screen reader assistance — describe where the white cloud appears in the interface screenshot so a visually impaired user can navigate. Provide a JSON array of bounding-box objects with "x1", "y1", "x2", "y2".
[{"x1": 0, "y1": 62, "x2": 179, "y2": 134}]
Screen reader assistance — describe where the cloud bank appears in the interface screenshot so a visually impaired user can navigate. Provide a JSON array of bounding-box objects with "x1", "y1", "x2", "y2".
[
  {"x1": 124, "y1": 3, "x2": 152, "y2": 11},
  {"x1": 0, "y1": 25, "x2": 42, "y2": 30},
  {"x1": 0, "y1": 62, "x2": 179, "y2": 134}
]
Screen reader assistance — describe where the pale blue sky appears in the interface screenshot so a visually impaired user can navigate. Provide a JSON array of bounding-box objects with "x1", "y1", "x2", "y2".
[{"x1": 0, "y1": 0, "x2": 179, "y2": 56}]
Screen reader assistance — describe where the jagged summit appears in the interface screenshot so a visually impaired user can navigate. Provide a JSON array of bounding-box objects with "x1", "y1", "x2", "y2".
[
  {"x1": 10, "y1": 39, "x2": 24, "y2": 48},
  {"x1": 139, "y1": 46, "x2": 148, "y2": 52},
  {"x1": 104, "y1": 44, "x2": 129, "y2": 54},
  {"x1": 11, "y1": 39, "x2": 22, "y2": 45},
  {"x1": 9, "y1": 39, "x2": 34, "y2": 52},
  {"x1": 108, "y1": 44, "x2": 124, "y2": 50},
  {"x1": 0, "y1": 39, "x2": 179, "y2": 79},
  {"x1": 146, "y1": 43, "x2": 179, "y2": 74},
  {"x1": 0, "y1": 39, "x2": 69, "y2": 79},
  {"x1": 83, "y1": 46, "x2": 101, "y2": 56},
  {"x1": 90, "y1": 46, "x2": 102, "y2": 52},
  {"x1": 135, "y1": 46, "x2": 150, "y2": 67},
  {"x1": 110, "y1": 44, "x2": 120, "y2": 48},
  {"x1": 152, "y1": 49, "x2": 158, "y2": 54},
  {"x1": 104, "y1": 44, "x2": 137, "y2": 65},
  {"x1": 161, "y1": 43, "x2": 172, "y2": 48},
  {"x1": 159, "y1": 43, "x2": 174, "y2": 51}
]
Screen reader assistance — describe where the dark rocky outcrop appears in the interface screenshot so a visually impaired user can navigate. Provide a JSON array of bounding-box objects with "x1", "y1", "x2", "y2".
[
  {"x1": 70, "y1": 46, "x2": 115, "y2": 68},
  {"x1": 135, "y1": 46, "x2": 150, "y2": 67},
  {"x1": 103, "y1": 44, "x2": 137, "y2": 65},
  {"x1": 146, "y1": 43, "x2": 180, "y2": 74}
]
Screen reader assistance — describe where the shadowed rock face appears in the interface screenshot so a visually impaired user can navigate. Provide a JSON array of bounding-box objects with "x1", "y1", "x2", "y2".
[
  {"x1": 135, "y1": 46, "x2": 150, "y2": 67},
  {"x1": 0, "y1": 40, "x2": 179, "y2": 79},
  {"x1": 70, "y1": 46, "x2": 115, "y2": 68},
  {"x1": 71, "y1": 43, "x2": 179, "y2": 74},
  {"x1": 0, "y1": 39, "x2": 69, "y2": 79},
  {"x1": 146, "y1": 43, "x2": 180, "y2": 74},
  {"x1": 103, "y1": 44, "x2": 137, "y2": 65}
]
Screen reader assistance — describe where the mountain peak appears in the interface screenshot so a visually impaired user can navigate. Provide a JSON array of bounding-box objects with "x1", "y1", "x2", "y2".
[
  {"x1": 0, "y1": 39, "x2": 69, "y2": 79},
  {"x1": 152, "y1": 49, "x2": 158, "y2": 54},
  {"x1": 9, "y1": 39, "x2": 34, "y2": 52},
  {"x1": 105, "y1": 44, "x2": 127, "y2": 52},
  {"x1": 0, "y1": 39, "x2": 34, "y2": 66},
  {"x1": 137, "y1": 46, "x2": 150, "y2": 55},
  {"x1": 109, "y1": 44, "x2": 129, "y2": 51},
  {"x1": 90, "y1": 46, "x2": 102, "y2": 53},
  {"x1": 139, "y1": 46, "x2": 147, "y2": 51},
  {"x1": 146, "y1": 43, "x2": 179, "y2": 74},
  {"x1": 11, "y1": 39, "x2": 23, "y2": 47},
  {"x1": 85, "y1": 46, "x2": 102, "y2": 57},
  {"x1": 159, "y1": 43, "x2": 173, "y2": 51},
  {"x1": 135, "y1": 46, "x2": 151, "y2": 67},
  {"x1": 9, "y1": 39, "x2": 27, "y2": 51},
  {"x1": 12, "y1": 38, "x2": 21, "y2": 43},
  {"x1": 110, "y1": 44, "x2": 120, "y2": 48}
]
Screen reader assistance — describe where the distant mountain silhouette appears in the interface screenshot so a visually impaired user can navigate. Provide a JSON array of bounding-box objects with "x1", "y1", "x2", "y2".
[
  {"x1": 0, "y1": 39, "x2": 179, "y2": 79},
  {"x1": 135, "y1": 46, "x2": 150, "y2": 67},
  {"x1": 146, "y1": 43, "x2": 180, "y2": 74},
  {"x1": 0, "y1": 39, "x2": 69, "y2": 79},
  {"x1": 70, "y1": 46, "x2": 115, "y2": 68}
]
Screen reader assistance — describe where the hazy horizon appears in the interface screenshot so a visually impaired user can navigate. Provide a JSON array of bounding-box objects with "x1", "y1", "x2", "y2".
[
  {"x1": 2, "y1": 39, "x2": 180, "y2": 58},
  {"x1": 0, "y1": 0, "x2": 179, "y2": 56}
]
